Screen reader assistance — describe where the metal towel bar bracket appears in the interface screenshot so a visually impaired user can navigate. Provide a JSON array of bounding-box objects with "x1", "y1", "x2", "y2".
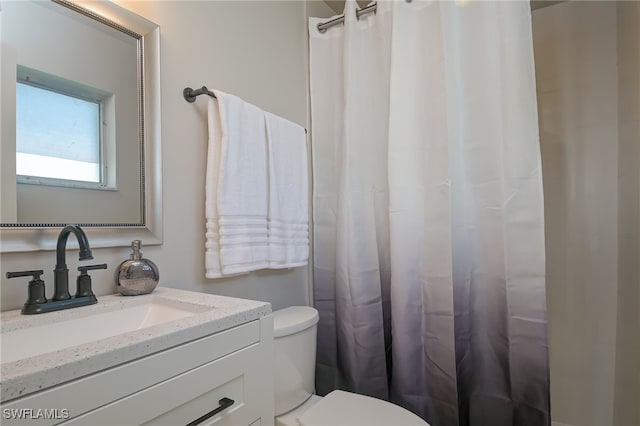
[{"x1": 183, "y1": 86, "x2": 215, "y2": 103}]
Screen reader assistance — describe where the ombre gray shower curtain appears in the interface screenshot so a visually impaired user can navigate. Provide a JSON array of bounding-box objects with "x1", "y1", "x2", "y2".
[{"x1": 309, "y1": 1, "x2": 550, "y2": 425}]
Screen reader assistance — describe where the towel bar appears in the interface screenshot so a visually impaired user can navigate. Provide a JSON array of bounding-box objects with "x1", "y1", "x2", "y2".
[{"x1": 184, "y1": 86, "x2": 307, "y2": 134}]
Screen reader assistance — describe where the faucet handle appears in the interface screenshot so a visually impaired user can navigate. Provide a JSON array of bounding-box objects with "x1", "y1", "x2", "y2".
[
  {"x1": 6, "y1": 270, "x2": 44, "y2": 280},
  {"x1": 77, "y1": 264, "x2": 108, "y2": 272},
  {"x1": 76, "y1": 264, "x2": 107, "y2": 299},
  {"x1": 6, "y1": 270, "x2": 47, "y2": 311}
]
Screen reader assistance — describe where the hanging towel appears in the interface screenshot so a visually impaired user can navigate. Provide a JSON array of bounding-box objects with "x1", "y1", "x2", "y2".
[
  {"x1": 264, "y1": 111, "x2": 309, "y2": 268},
  {"x1": 205, "y1": 97, "x2": 223, "y2": 277},
  {"x1": 205, "y1": 91, "x2": 269, "y2": 278}
]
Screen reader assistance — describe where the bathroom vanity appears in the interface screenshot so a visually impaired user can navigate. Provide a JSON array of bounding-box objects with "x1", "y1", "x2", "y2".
[{"x1": 0, "y1": 288, "x2": 274, "y2": 426}]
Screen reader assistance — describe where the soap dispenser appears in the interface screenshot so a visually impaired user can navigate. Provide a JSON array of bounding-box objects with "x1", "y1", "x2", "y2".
[{"x1": 115, "y1": 240, "x2": 159, "y2": 296}]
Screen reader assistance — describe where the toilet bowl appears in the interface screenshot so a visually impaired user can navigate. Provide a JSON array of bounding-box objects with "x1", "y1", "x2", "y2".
[{"x1": 273, "y1": 306, "x2": 429, "y2": 426}]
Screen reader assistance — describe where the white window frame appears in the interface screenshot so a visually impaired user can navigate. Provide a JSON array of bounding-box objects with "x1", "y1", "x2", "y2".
[{"x1": 15, "y1": 65, "x2": 117, "y2": 191}]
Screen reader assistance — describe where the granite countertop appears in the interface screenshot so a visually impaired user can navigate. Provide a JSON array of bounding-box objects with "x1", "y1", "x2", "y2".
[{"x1": 0, "y1": 287, "x2": 271, "y2": 402}]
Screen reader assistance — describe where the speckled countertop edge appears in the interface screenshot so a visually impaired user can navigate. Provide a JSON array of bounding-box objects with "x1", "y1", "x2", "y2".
[{"x1": 0, "y1": 287, "x2": 271, "y2": 402}]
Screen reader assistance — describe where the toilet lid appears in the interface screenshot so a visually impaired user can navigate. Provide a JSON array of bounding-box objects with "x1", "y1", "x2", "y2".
[
  {"x1": 273, "y1": 306, "x2": 319, "y2": 338},
  {"x1": 298, "y1": 390, "x2": 429, "y2": 426}
]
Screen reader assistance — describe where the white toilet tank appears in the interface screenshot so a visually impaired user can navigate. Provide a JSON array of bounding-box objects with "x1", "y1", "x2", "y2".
[{"x1": 273, "y1": 306, "x2": 320, "y2": 416}]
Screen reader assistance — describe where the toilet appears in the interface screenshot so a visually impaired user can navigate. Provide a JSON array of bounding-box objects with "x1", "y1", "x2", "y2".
[{"x1": 273, "y1": 306, "x2": 429, "y2": 426}]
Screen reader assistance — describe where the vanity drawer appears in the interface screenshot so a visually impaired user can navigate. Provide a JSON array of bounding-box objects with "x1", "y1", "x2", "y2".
[{"x1": 62, "y1": 342, "x2": 266, "y2": 425}]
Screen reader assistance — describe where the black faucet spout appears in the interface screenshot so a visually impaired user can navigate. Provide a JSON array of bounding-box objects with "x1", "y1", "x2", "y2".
[{"x1": 53, "y1": 225, "x2": 93, "y2": 301}]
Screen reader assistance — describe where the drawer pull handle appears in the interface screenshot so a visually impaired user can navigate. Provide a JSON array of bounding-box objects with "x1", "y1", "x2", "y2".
[{"x1": 186, "y1": 397, "x2": 235, "y2": 426}]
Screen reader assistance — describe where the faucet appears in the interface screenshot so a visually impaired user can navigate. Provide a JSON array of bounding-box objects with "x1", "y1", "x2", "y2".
[
  {"x1": 6, "y1": 225, "x2": 107, "y2": 314},
  {"x1": 53, "y1": 225, "x2": 94, "y2": 301}
]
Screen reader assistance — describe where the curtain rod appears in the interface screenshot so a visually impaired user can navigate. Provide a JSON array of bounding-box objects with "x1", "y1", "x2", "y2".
[
  {"x1": 183, "y1": 85, "x2": 308, "y2": 134},
  {"x1": 317, "y1": 1, "x2": 416, "y2": 33},
  {"x1": 317, "y1": 3, "x2": 378, "y2": 33}
]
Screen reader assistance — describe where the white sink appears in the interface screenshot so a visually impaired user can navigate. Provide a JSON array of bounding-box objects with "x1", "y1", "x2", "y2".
[{"x1": 1, "y1": 297, "x2": 209, "y2": 363}]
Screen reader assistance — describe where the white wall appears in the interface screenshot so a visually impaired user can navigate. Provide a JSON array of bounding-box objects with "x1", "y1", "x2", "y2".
[
  {"x1": 0, "y1": 1, "x2": 333, "y2": 312},
  {"x1": 534, "y1": 2, "x2": 640, "y2": 425}
]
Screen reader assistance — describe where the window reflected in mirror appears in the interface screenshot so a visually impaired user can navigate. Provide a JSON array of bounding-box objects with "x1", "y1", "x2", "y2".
[{"x1": 16, "y1": 72, "x2": 108, "y2": 187}]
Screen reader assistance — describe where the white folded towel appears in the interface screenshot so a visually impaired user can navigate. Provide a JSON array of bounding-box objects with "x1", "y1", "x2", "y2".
[
  {"x1": 205, "y1": 91, "x2": 269, "y2": 277},
  {"x1": 264, "y1": 111, "x2": 309, "y2": 268}
]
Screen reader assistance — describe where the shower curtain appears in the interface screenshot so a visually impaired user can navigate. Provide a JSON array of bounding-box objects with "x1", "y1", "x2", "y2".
[{"x1": 309, "y1": 1, "x2": 549, "y2": 426}]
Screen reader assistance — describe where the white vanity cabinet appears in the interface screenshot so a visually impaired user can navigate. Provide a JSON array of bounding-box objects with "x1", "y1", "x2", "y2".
[{"x1": 1, "y1": 315, "x2": 274, "y2": 426}]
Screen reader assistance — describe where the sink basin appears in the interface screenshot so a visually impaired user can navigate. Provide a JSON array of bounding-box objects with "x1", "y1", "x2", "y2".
[{"x1": 1, "y1": 296, "x2": 210, "y2": 363}]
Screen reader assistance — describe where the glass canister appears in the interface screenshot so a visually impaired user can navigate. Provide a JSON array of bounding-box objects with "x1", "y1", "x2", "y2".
[{"x1": 116, "y1": 240, "x2": 159, "y2": 295}]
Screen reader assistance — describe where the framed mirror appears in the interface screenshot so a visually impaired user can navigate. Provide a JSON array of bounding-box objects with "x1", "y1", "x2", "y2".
[{"x1": 0, "y1": 0, "x2": 162, "y2": 252}]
